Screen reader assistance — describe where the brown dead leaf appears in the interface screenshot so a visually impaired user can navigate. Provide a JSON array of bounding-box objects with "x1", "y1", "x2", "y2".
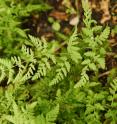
[
  {"x1": 49, "y1": 11, "x2": 68, "y2": 21},
  {"x1": 100, "y1": 0, "x2": 111, "y2": 24},
  {"x1": 90, "y1": 0, "x2": 111, "y2": 24}
]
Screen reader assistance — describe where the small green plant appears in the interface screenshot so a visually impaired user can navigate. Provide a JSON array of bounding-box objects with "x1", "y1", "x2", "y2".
[{"x1": 48, "y1": 17, "x2": 61, "y2": 31}]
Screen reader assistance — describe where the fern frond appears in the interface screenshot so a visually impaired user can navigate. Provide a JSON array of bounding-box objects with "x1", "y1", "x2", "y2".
[
  {"x1": 29, "y1": 35, "x2": 47, "y2": 53},
  {"x1": 34, "y1": 104, "x2": 59, "y2": 124},
  {"x1": 32, "y1": 62, "x2": 47, "y2": 80},
  {"x1": 67, "y1": 27, "x2": 82, "y2": 63},
  {"x1": 22, "y1": 64, "x2": 35, "y2": 82},
  {"x1": 96, "y1": 57, "x2": 105, "y2": 69},
  {"x1": 49, "y1": 60, "x2": 70, "y2": 86},
  {"x1": 13, "y1": 68, "x2": 24, "y2": 84},
  {"x1": 99, "y1": 27, "x2": 110, "y2": 42},
  {"x1": 0, "y1": 59, "x2": 14, "y2": 84},
  {"x1": 3, "y1": 101, "x2": 35, "y2": 124},
  {"x1": 21, "y1": 45, "x2": 36, "y2": 63},
  {"x1": 74, "y1": 66, "x2": 89, "y2": 88},
  {"x1": 109, "y1": 78, "x2": 117, "y2": 95},
  {"x1": 46, "y1": 104, "x2": 59, "y2": 123},
  {"x1": 82, "y1": 0, "x2": 96, "y2": 28},
  {"x1": 0, "y1": 66, "x2": 6, "y2": 82},
  {"x1": 11, "y1": 55, "x2": 35, "y2": 83},
  {"x1": 105, "y1": 78, "x2": 117, "y2": 123},
  {"x1": 32, "y1": 58, "x2": 51, "y2": 80},
  {"x1": 92, "y1": 26, "x2": 102, "y2": 33},
  {"x1": 11, "y1": 56, "x2": 25, "y2": 69},
  {"x1": 83, "y1": 53, "x2": 105, "y2": 70},
  {"x1": 95, "y1": 27, "x2": 110, "y2": 45},
  {"x1": 48, "y1": 54, "x2": 56, "y2": 64},
  {"x1": 35, "y1": 114, "x2": 46, "y2": 124}
]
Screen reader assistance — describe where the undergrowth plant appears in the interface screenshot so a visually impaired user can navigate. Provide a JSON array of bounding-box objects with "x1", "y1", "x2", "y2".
[
  {"x1": 0, "y1": 0, "x2": 116, "y2": 124},
  {"x1": 0, "y1": 0, "x2": 51, "y2": 57}
]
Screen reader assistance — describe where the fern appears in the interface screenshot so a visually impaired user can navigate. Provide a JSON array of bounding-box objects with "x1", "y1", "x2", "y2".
[
  {"x1": 28, "y1": 35, "x2": 54, "y2": 80},
  {"x1": 49, "y1": 58, "x2": 70, "y2": 86},
  {"x1": 32, "y1": 60, "x2": 50, "y2": 80},
  {"x1": 46, "y1": 104, "x2": 59, "y2": 124},
  {"x1": 0, "y1": 0, "x2": 115, "y2": 124},
  {"x1": 85, "y1": 90, "x2": 106, "y2": 124},
  {"x1": 67, "y1": 26, "x2": 82, "y2": 63},
  {"x1": 1, "y1": 92, "x2": 59, "y2": 124},
  {"x1": 35, "y1": 104, "x2": 59, "y2": 124},
  {"x1": 105, "y1": 78, "x2": 117, "y2": 123},
  {"x1": 98, "y1": 27, "x2": 110, "y2": 42},
  {"x1": 0, "y1": 59, "x2": 14, "y2": 84},
  {"x1": 74, "y1": 66, "x2": 89, "y2": 88},
  {"x1": 21, "y1": 45, "x2": 36, "y2": 63},
  {"x1": 82, "y1": 0, "x2": 96, "y2": 28}
]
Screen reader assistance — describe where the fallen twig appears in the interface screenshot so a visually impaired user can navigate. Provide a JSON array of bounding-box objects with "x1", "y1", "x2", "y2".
[
  {"x1": 98, "y1": 70, "x2": 110, "y2": 78},
  {"x1": 106, "y1": 52, "x2": 116, "y2": 56}
]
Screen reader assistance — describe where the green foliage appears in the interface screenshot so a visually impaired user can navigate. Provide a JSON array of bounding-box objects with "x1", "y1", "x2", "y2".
[
  {"x1": 0, "y1": 0, "x2": 51, "y2": 57},
  {"x1": 1, "y1": 93, "x2": 59, "y2": 124},
  {"x1": 0, "y1": 0, "x2": 116, "y2": 124},
  {"x1": 105, "y1": 78, "x2": 117, "y2": 124}
]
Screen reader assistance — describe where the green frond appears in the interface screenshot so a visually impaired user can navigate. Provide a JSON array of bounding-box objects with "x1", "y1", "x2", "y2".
[
  {"x1": 13, "y1": 68, "x2": 24, "y2": 84},
  {"x1": 96, "y1": 57, "x2": 105, "y2": 69},
  {"x1": 32, "y1": 57, "x2": 51, "y2": 80},
  {"x1": 74, "y1": 66, "x2": 89, "y2": 88},
  {"x1": 34, "y1": 104, "x2": 59, "y2": 124},
  {"x1": 32, "y1": 62, "x2": 47, "y2": 80},
  {"x1": 82, "y1": 28, "x2": 93, "y2": 37},
  {"x1": 67, "y1": 27, "x2": 82, "y2": 63},
  {"x1": 11, "y1": 56, "x2": 25, "y2": 69},
  {"x1": 99, "y1": 27, "x2": 110, "y2": 42},
  {"x1": 46, "y1": 104, "x2": 59, "y2": 123},
  {"x1": 21, "y1": 45, "x2": 36, "y2": 63},
  {"x1": 105, "y1": 78, "x2": 117, "y2": 123},
  {"x1": 109, "y1": 78, "x2": 117, "y2": 95},
  {"x1": 29, "y1": 35, "x2": 47, "y2": 53},
  {"x1": 92, "y1": 26, "x2": 102, "y2": 33},
  {"x1": 0, "y1": 59, "x2": 14, "y2": 84},
  {"x1": 49, "y1": 60, "x2": 70, "y2": 86},
  {"x1": 82, "y1": 0, "x2": 95, "y2": 28},
  {"x1": 35, "y1": 114, "x2": 46, "y2": 124},
  {"x1": 95, "y1": 27, "x2": 110, "y2": 45},
  {"x1": 3, "y1": 101, "x2": 35, "y2": 124},
  {"x1": 0, "y1": 66, "x2": 6, "y2": 82}
]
